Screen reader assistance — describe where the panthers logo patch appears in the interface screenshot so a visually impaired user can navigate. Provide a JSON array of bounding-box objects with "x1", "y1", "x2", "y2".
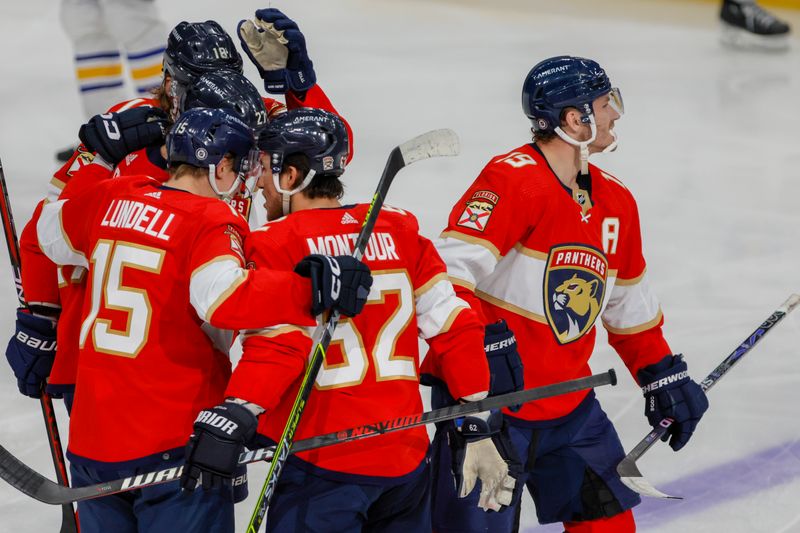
[
  {"x1": 456, "y1": 190, "x2": 499, "y2": 232},
  {"x1": 544, "y1": 244, "x2": 608, "y2": 345}
]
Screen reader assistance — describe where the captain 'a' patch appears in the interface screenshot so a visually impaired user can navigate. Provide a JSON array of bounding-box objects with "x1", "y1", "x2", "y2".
[
  {"x1": 544, "y1": 244, "x2": 608, "y2": 344},
  {"x1": 456, "y1": 190, "x2": 499, "y2": 232}
]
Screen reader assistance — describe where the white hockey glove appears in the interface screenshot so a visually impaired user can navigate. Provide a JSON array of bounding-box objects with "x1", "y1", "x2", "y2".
[
  {"x1": 449, "y1": 412, "x2": 522, "y2": 512},
  {"x1": 237, "y1": 16, "x2": 289, "y2": 94}
]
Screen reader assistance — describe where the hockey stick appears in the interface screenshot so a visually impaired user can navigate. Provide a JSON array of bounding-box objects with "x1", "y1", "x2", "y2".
[
  {"x1": 0, "y1": 370, "x2": 616, "y2": 506},
  {"x1": 246, "y1": 128, "x2": 461, "y2": 533},
  {"x1": 0, "y1": 157, "x2": 78, "y2": 532},
  {"x1": 617, "y1": 293, "x2": 800, "y2": 499}
]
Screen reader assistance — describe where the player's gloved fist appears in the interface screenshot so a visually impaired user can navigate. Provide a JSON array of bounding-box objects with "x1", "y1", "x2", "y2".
[
  {"x1": 294, "y1": 254, "x2": 372, "y2": 317},
  {"x1": 237, "y1": 9, "x2": 291, "y2": 94},
  {"x1": 4, "y1": 309, "x2": 57, "y2": 398},
  {"x1": 78, "y1": 106, "x2": 169, "y2": 166},
  {"x1": 252, "y1": 8, "x2": 316, "y2": 94},
  {"x1": 638, "y1": 354, "x2": 709, "y2": 452},
  {"x1": 181, "y1": 401, "x2": 258, "y2": 491},
  {"x1": 448, "y1": 412, "x2": 523, "y2": 512},
  {"x1": 484, "y1": 320, "x2": 524, "y2": 411}
]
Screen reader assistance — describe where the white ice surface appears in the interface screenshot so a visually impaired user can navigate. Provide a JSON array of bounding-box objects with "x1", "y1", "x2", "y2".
[{"x1": 1, "y1": 0, "x2": 800, "y2": 531}]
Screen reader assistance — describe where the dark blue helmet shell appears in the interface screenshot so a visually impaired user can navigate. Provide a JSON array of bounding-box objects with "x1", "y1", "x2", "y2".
[
  {"x1": 166, "y1": 108, "x2": 256, "y2": 173},
  {"x1": 163, "y1": 21, "x2": 243, "y2": 86},
  {"x1": 522, "y1": 56, "x2": 612, "y2": 132},
  {"x1": 181, "y1": 71, "x2": 268, "y2": 133},
  {"x1": 258, "y1": 109, "x2": 349, "y2": 178}
]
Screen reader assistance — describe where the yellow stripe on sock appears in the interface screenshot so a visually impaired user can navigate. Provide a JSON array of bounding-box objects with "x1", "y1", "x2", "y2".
[
  {"x1": 130, "y1": 63, "x2": 163, "y2": 81},
  {"x1": 76, "y1": 64, "x2": 123, "y2": 80}
]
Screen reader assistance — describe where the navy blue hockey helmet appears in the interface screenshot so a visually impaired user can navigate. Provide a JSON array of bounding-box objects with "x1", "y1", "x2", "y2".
[
  {"x1": 166, "y1": 108, "x2": 258, "y2": 181},
  {"x1": 180, "y1": 71, "x2": 268, "y2": 133},
  {"x1": 522, "y1": 56, "x2": 621, "y2": 132},
  {"x1": 258, "y1": 108, "x2": 349, "y2": 178},
  {"x1": 163, "y1": 21, "x2": 243, "y2": 86}
]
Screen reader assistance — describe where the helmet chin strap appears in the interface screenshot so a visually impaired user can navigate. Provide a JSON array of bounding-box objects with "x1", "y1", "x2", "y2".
[
  {"x1": 273, "y1": 169, "x2": 316, "y2": 216},
  {"x1": 554, "y1": 116, "x2": 597, "y2": 176},
  {"x1": 602, "y1": 129, "x2": 619, "y2": 153},
  {"x1": 207, "y1": 164, "x2": 243, "y2": 200}
]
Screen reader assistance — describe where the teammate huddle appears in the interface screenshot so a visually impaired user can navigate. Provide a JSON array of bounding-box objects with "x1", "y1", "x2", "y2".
[{"x1": 6, "y1": 8, "x2": 710, "y2": 533}]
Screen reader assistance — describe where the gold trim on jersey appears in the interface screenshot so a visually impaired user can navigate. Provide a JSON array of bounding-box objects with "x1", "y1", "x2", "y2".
[
  {"x1": 512, "y1": 243, "x2": 548, "y2": 261},
  {"x1": 448, "y1": 276, "x2": 476, "y2": 291},
  {"x1": 613, "y1": 268, "x2": 647, "y2": 286},
  {"x1": 437, "y1": 305, "x2": 468, "y2": 336},
  {"x1": 439, "y1": 230, "x2": 502, "y2": 260},
  {"x1": 242, "y1": 325, "x2": 311, "y2": 340},
  {"x1": 602, "y1": 308, "x2": 663, "y2": 335},
  {"x1": 476, "y1": 290, "x2": 548, "y2": 324},
  {"x1": 414, "y1": 272, "x2": 448, "y2": 298},
  {"x1": 58, "y1": 206, "x2": 86, "y2": 263}
]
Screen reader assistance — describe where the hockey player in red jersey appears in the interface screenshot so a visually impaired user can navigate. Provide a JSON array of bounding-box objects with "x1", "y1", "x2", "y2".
[
  {"x1": 34, "y1": 107, "x2": 371, "y2": 533},
  {"x1": 179, "y1": 108, "x2": 517, "y2": 532},
  {"x1": 429, "y1": 56, "x2": 710, "y2": 532},
  {"x1": 7, "y1": 14, "x2": 354, "y2": 412}
]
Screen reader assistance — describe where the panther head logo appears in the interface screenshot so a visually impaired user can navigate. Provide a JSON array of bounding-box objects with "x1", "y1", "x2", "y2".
[{"x1": 544, "y1": 245, "x2": 607, "y2": 344}]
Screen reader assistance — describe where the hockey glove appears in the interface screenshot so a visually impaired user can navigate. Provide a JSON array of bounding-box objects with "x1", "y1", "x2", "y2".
[
  {"x1": 237, "y1": 10, "x2": 290, "y2": 94},
  {"x1": 5, "y1": 309, "x2": 57, "y2": 398},
  {"x1": 181, "y1": 401, "x2": 258, "y2": 491},
  {"x1": 294, "y1": 254, "x2": 372, "y2": 317},
  {"x1": 484, "y1": 320, "x2": 524, "y2": 411},
  {"x1": 253, "y1": 8, "x2": 316, "y2": 94},
  {"x1": 78, "y1": 106, "x2": 168, "y2": 166},
  {"x1": 448, "y1": 412, "x2": 523, "y2": 512},
  {"x1": 638, "y1": 354, "x2": 709, "y2": 452}
]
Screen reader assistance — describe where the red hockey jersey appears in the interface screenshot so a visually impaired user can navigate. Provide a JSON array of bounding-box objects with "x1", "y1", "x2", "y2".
[
  {"x1": 21, "y1": 84, "x2": 353, "y2": 391},
  {"x1": 436, "y1": 143, "x2": 672, "y2": 422},
  {"x1": 36, "y1": 176, "x2": 315, "y2": 463},
  {"x1": 225, "y1": 204, "x2": 490, "y2": 479}
]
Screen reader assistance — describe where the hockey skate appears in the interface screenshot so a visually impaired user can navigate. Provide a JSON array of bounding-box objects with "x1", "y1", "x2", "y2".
[{"x1": 720, "y1": 0, "x2": 791, "y2": 51}]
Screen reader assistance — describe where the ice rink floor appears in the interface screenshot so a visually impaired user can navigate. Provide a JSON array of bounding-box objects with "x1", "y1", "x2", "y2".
[{"x1": 2, "y1": 0, "x2": 800, "y2": 531}]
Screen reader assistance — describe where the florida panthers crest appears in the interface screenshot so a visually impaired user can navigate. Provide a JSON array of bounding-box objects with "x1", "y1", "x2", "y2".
[{"x1": 544, "y1": 244, "x2": 608, "y2": 344}]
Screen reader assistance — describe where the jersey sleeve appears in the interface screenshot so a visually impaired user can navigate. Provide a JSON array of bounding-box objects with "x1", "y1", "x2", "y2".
[
  {"x1": 414, "y1": 233, "x2": 489, "y2": 401},
  {"x1": 601, "y1": 195, "x2": 671, "y2": 378},
  {"x1": 187, "y1": 217, "x2": 316, "y2": 332},
  {"x1": 436, "y1": 161, "x2": 538, "y2": 322},
  {"x1": 20, "y1": 201, "x2": 60, "y2": 311},
  {"x1": 285, "y1": 84, "x2": 354, "y2": 165},
  {"x1": 224, "y1": 227, "x2": 312, "y2": 410}
]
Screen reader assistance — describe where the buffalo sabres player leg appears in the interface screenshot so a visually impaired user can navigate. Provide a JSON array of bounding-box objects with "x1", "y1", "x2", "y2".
[
  {"x1": 720, "y1": 0, "x2": 791, "y2": 50},
  {"x1": 57, "y1": 0, "x2": 167, "y2": 161},
  {"x1": 431, "y1": 56, "x2": 708, "y2": 532}
]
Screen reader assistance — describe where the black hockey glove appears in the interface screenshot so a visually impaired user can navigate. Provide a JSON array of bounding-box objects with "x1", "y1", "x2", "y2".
[
  {"x1": 484, "y1": 320, "x2": 524, "y2": 411},
  {"x1": 448, "y1": 412, "x2": 523, "y2": 512},
  {"x1": 294, "y1": 254, "x2": 372, "y2": 317},
  {"x1": 78, "y1": 106, "x2": 168, "y2": 166},
  {"x1": 5, "y1": 309, "x2": 57, "y2": 399},
  {"x1": 638, "y1": 354, "x2": 709, "y2": 451},
  {"x1": 181, "y1": 401, "x2": 258, "y2": 491}
]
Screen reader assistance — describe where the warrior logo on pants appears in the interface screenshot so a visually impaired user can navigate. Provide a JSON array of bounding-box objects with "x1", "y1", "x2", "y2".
[{"x1": 544, "y1": 244, "x2": 607, "y2": 344}]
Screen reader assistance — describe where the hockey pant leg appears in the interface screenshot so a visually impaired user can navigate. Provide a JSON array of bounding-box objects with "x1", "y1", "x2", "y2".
[
  {"x1": 102, "y1": 0, "x2": 167, "y2": 95},
  {"x1": 59, "y1": 0, "x2": 127, "y2": 118}
]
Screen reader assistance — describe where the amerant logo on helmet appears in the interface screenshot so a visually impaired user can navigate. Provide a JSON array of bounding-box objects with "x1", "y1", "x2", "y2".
[
  {"x1": 534, "y1": 64, "x2": 570, "y2": 79},
  {"x1": 537, "y1": 118, "x2": 548, "y2": 130},
  {"x1": 195, "y1": 148, "x2": 208, "y2": 161}
]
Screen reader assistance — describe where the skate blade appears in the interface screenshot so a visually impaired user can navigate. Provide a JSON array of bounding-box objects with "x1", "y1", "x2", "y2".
[{"x1": 721, "y1": 23, "x2": 791, "y2": 51}]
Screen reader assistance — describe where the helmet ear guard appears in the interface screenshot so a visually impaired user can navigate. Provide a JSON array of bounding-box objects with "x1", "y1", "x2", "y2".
[
  {"x1": 166, "y1": 108, "x2": 260, "y2": 200},
  {"x1": 521, "y1": 56, "x2": 622, "y2": 174},
  {"x1": 258, "y1": 109, "x2": 348, "y2": 216}
]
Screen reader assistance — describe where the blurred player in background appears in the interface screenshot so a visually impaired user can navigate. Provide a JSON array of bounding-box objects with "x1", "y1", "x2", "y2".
[
  {"x1": 56, "y1": 0, "x2": 168, "y2": 161},
  {"x1": 35, "y1": 107, "x2": 371, "y2": 533},
  {"x1": 429, "y1": 56, "x2": 709, "y2": 532},
  {"x1": 719, "y1": 0, "x2": 791, "y2": 49}
]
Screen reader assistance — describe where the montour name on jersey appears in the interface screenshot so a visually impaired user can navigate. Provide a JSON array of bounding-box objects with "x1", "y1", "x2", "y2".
[
  {"x1": 306, "y1": 232, "x2": 399, "y2": 261},
  {"x1": 100, "y1": 199, "x2": 175, "y2": 241}
]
